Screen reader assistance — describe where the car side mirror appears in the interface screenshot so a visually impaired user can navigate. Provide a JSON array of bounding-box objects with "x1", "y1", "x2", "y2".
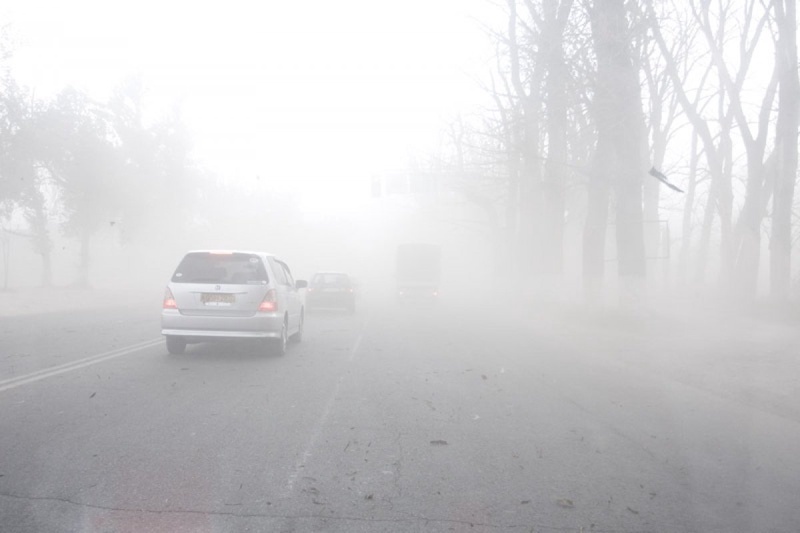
[{"x1": 296, "y1": 280, "x2": 308, "y2": 289}]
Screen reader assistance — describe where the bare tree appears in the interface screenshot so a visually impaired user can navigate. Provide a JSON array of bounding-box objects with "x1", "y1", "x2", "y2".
[
  {"x1": 505, "y1": 0, "x2": 546, "y2": 277},
  {"x1": 536, "y1": 0, "x2": 575, "y2": 279},
  {"x1": 632, "y1": 1, "x2": 684, "y2": 282},
  {"x1": 769, "y1": 0, "x2": 799, "y2": 301},
  {"x1": 587, "y1": 0, "x2": 648, "y2": 305},
  {"x1": 646, "y1": 0, "x2": 738, "y2": 288},
  {"x1": 679, "y1": 129, "x2": 701, "y2": 284},
  {"x1": 485, "y1": 0, "x2": 589, "y2": 285},
  {"x1": 691, "y1": 0, "x2": 777, "y2": 301}
]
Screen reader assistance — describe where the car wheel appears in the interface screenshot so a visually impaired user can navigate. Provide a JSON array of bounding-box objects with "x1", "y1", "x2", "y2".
[
  {"x1": 272, "y1": 322, "x2": 288, "y2": 356},
  {"x1": 166, "y1": 336, "x2": 186, "y2": 355},
  {"x1": 291, "y1": 311, "x2": 304, "y2": 343}
]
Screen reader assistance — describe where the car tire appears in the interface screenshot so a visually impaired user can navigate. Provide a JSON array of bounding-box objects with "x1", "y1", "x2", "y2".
[
  {"x1": 272, "y1": 322, "x2": 288, "y2": 356},
  {"x1": 166, "y1": 336, "x2": 186, "y2": 355},
  {"x1": 291, "y1": 311, "x2": 304, "y2": 343}
]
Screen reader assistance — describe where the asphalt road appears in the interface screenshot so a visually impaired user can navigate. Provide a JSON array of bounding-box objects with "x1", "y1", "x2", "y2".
[{"x1": 1, "y1": 299, "x2": 799, "y2": 532}]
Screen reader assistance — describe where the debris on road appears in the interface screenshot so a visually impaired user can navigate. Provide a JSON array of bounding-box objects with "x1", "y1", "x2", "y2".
[
  {"x1": 430, "y1": 440, "x2": 449, "y2": 446},
  {"x1": 557, "y1": 498, "x2": 574, "y2": 509}
]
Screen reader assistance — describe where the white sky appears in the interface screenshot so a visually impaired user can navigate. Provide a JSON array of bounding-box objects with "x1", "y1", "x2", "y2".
[{"x1": 3, "y1": 0, "x2": 493, "y2": 212}]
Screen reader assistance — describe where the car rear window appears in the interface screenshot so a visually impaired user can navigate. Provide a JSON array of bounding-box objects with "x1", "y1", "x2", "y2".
[
  {"x1": 311, "y1": 273, "x2": 350, "y2": 287},
  {"x1": 172, "y1": 252, "x2": 269, "y2": 284}
]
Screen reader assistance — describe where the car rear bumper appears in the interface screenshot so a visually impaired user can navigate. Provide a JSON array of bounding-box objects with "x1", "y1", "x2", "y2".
[
  {"x1": 307, "y1": 294, "x2": 354, "y2": 307},
  {"x1": 161, "y1": 310, "x2": 283, "y2": 339},
  {"x1": 397, "y1": 286, "x2": 438, "y2": 299}
]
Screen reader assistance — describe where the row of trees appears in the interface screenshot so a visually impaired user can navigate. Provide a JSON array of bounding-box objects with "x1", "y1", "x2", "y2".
[
  {"x1": 0, "y1": 71, "x2": 198, "y2": 287},
  {"x1": 434, "y1": 0, "x2": 798, "y2": 303}
]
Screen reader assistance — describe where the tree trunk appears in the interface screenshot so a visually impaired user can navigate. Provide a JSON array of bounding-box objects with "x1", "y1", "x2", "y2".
[
  {"x1": 591, "y1": 0, "x2": 647, "y2": 307},
  {"x1": 505, "y1": 125, "x2": 521, "y2": 278},
  {"x1": 717, "y1": 128, "x2": 735, "y2": 287},
  {"x1": 506, "y1": 0, "x2": 544, "y2": 280},
  {"x1": 582, "y1": 136, "x2": 613, "y2": 303},
  {"x1": 679, "y1": 131, "x2": 699, "y2": 286},
  {"x1": 25, "y1": 188, "x2": 53, "y2": 288},
  {"x1": 540, "y1": 0, "x2": 573, "y2": 279},
  {"x1": 770, "y1": 0, "x2": 799, "y2": 301},
  {"x1": 1, "y1": 236, "x2": 9, "y2": 290},
  {"x1": 541, "y1": 113, "x2": 566, "y2": 280},
  {"x1": 518, "y1": 119, "x2": 542, "y2": 278},
  {"x1": 695, "y1": 177, "x2": 716, "y2": 284},
  {"x1": 733, "y1": 154, "x2": 768, "y2": 301},
  {"x1": 643, "y1": 142, "x2": 661, "y2": 283},
  {"x1": 77, "y1": 231, "x2": 92, "y2": 288}
]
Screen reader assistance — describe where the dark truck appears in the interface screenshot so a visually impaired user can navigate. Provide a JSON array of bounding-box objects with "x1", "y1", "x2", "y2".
[{"x1": 396, "y1": 243, "x2": 441, "y2": 301}]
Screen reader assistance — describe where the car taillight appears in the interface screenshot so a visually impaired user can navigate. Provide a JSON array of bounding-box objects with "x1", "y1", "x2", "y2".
[
  {"x1": 258, "y1": 289, "x2": 278, "y2": 312},
  {"x1": 163, "y1": 288, "x2": 178, "y2": 309}
]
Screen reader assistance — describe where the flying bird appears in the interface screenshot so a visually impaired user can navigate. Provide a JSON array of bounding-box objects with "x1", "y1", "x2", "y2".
[{"x1": 649, "y1": 167, "x2": 684, "y2": 193}]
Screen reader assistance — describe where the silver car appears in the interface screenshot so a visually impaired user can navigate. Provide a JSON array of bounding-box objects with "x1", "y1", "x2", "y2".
[{"x1": 161, "y1": 250, "x2": 307, "y2": 355}]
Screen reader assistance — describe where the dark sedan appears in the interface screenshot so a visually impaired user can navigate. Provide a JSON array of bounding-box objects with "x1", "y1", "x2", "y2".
[{"x1": 306, "y1": 272, "x2": 356, "y2": 313}]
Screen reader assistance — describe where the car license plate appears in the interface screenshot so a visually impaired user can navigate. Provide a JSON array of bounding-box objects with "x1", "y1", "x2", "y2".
[{"x1": 202, "y1": 293, "x2": 235, "y2": 305}]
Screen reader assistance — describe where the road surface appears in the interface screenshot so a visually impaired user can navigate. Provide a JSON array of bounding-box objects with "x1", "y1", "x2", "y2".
[{"x1": 1, "y1": 297, "x2": 799, "y2": 532}]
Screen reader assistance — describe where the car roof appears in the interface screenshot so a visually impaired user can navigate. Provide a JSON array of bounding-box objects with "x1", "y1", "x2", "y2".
[{"x1": 186, "y1": 250, "x2": 275, "y2": 257}]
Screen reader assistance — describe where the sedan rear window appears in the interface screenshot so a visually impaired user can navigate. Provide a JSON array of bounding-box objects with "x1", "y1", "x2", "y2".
[
  {"x1": 311, "y1": 273, "x2": 351, "y2": 287},
  {"x1": 171, "y1": 253, "x2": 269, "y2": 284}
]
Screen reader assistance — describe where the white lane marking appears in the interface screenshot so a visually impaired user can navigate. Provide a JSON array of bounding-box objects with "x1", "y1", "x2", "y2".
[
  {"x1": 284, "y1": 332, "x2": 364, "y2": 495},
  {"x1": 284, "y1": 375, "x2": 344, "y2": 494},
  {"x1": 0, "y1": 338, "x2": 163, "y2": 393},
  {"x1": 347, "y1": 333, "x2": 363, "y2": 363}
]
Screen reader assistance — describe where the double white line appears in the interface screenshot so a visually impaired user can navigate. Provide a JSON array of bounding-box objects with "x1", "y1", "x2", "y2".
[{"x1": 0, "y1": 338, "x2": 163, "y2": 393}]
